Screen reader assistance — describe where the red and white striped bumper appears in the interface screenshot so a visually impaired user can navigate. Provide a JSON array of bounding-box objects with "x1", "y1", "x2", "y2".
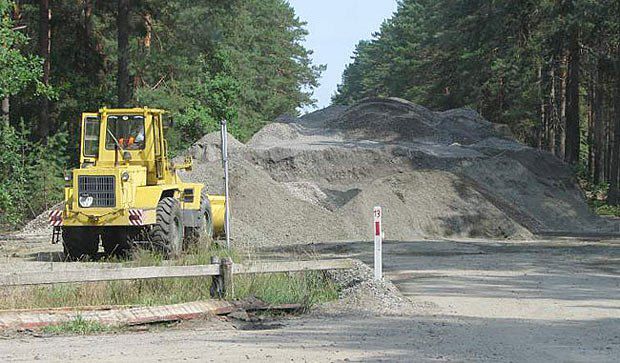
[
  {"x1": 128, "y1": 209, "x2": 145, "y2": 226},
  {"x1": 56, "y1": 208, "x2": 155, "y2": 226},
  {"x1": 48, "y1": 210, "x2": 63, "y2": 226}
]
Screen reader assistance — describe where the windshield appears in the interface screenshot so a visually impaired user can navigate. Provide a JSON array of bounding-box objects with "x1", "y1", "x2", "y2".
[{"x1": 105, "y1": 115, "x2": 145, "y2": 150}]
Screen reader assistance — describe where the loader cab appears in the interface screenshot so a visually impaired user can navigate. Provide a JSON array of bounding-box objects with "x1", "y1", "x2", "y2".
[{"x1": 79, "y1": 107, "x2": 169, "y2": 185}]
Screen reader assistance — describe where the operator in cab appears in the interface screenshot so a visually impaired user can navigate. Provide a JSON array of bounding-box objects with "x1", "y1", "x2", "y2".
[{"x1": 108, "y1": 115, "x2": 145, "y2": 150}]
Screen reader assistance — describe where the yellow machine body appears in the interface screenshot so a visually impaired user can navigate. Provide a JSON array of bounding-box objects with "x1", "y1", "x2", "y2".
[{"x1": 60, "y1": 107, "x2": 225, "y2": 234}]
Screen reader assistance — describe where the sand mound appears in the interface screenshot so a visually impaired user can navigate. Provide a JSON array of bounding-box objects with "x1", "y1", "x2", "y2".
[
  {"x1": 248, "y1": 123, "x2": 301, "y2": 148},
  {"x1": 185, "y1": 132, "x2": 246, "y2": 163},
  {"x1": 176, "y1": 97, "x2": 617, "y2": 246}
]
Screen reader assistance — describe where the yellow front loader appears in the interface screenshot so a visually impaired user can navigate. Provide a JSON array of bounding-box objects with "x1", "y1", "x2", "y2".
[{"x1": 50, "y1": 107, "x2": 225, "y2": 259}]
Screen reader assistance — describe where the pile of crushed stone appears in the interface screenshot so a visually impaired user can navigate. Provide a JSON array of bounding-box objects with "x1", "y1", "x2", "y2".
[
  {"x1": 185, "y1": 98, "x2": 618, "y2": 245},
  {"x1": 318, "y1": 260, "x2": 427, "y2": 316},
  {"x1": 178, "y1": 97, "x2": 617, "y2": 246},
  {"x1": 24, "y1": 97, "x2": 618, "y2": 244},
  {"x1": 20, "y1": 203, "x2": 63, "y2": 236}
]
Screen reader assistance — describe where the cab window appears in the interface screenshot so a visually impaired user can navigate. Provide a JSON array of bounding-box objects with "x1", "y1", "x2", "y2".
[
  {"x1": 105, "y1": 115, "x2": 145, "y2": 150},
  {"x1": 83, "y1": 116, "x2": 100, "y2": 157}
]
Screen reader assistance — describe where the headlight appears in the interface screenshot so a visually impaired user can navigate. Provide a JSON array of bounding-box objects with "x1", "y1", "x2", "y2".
[
  {"x1": 121, "y1": 171, "x2": 130, "y2": 182},
  {"x1": 64, "y1": 170, "x2": 73, "y2": 185},
  {"x1": 79, "y1": 194, "x2": 94, "y2": 208}
]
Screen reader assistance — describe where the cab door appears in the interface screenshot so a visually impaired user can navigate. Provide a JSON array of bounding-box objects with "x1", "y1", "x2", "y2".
[
  {"x1": 153, "y1": 114, "x2": 164, "y2": 180},
  {"x1": 80, "y1": 113, "x2": 100, "y2": 165}
]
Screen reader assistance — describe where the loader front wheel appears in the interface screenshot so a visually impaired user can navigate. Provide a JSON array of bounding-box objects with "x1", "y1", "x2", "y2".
[
  {"x1": 149, "y1": 197, "x2": 184, "y2": 257},
  {"x1": 186, "y1": 189, "x2": 213, "y2": 248},
  {"x1": 62, "y1": 227, "x2": 99, "y2": 261}
]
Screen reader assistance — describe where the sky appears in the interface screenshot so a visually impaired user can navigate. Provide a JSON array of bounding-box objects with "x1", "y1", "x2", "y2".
[{"x1": 287, "y1": 0, "x2": 398, "y2": 112}]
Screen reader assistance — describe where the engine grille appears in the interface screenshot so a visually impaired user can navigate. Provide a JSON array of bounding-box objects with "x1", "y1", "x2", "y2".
[{"x1": 78, "y1": 175, "x2": 116, "y2": 208}]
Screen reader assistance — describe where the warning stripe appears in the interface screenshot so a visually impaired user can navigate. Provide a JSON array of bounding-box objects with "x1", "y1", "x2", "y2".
[
  {"x1": 128, "y1": 209, "x2": 144, "y2": 226},
  {"x1": 47, "y1": 209, "x2": 145, "y2": 227},
  {"x1": 48, "y1": 210, "x2": 63, "y2": 227}
]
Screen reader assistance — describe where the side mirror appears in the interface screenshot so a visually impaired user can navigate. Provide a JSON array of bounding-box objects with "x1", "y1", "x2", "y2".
[{"x1": 163, "y1": 115, "x2": 174, "y2": 128}]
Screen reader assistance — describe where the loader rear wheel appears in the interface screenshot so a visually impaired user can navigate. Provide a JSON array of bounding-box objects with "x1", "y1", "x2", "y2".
[
  {"x1": 101, "y1": 228, "x2": 134, "y2": 257},
  {"x1": 186, "y1": 189, "x2": 213, "y2": 248},
  {"x1": 62, "y1": 227, "x2": 99, "y2": 261},
  {"x1": 149, "y1": 197, "x2": 184, "y2": 257}
]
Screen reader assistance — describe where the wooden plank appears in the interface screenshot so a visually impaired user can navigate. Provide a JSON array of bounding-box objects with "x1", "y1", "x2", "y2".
[
  {"x1": 234, "y1": 258, "x2": 354, "y2": 274},
  {"x1": 0, "y1": 300, "x2": 234, "y2": 330},
  {"x1": 0, "y1": 260, "x2": 181, "y2": 275},
  {"x1": 0, "y1": 258, "x2": 355, "y2": 287},
  {"x1": 0, "y1": 264, "x2": 221, "y2": 286}
]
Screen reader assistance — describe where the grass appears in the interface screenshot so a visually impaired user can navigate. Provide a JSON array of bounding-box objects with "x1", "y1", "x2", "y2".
[
  {"x1": 0, "y1": 240, "x2": 339, "y2": 311},
  {"x1": 579, "y1": 178, "x2": 620, "y2": 218},
  {"x1": 235, "y1": 271, "x2": 338, "y2": 308},
  {"x1": 41, "y1": 316, "x2": 112, "y2": 335},
  {"x1": 587, "y1": 199, "x2": 620, "y2": 218}
]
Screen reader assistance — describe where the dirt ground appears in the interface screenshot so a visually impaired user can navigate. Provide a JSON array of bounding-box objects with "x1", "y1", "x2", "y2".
[{"x1": 1, "y1": 235, "x2": 618, "y2": 362}]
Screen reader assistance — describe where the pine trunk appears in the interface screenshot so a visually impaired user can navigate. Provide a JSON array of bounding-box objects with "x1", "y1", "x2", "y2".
[
  {"x1": 564, "y1": 25, "x2": 580, "y2": 164},
  {"x1": 83, "y1": 0, "x2": 105, "y2": 70},
  {"x1": 587, "y1": 76, "x2": 594, "y2": 177},
  {"x1": 593, "y1": 60, "x2": 604, "y2": 183},
  {"x1": 37, "y1": 0, "x2": 51, "y2": 140},
  {"x1": 117, "y1": 0, "x2": 131, "y2": 106},
  {"x1": 550, "y1": 61, "x2": 559, "y2": 155},
  {"x1": 607, "y1": 54, "x2": 620, "y2": 205}
]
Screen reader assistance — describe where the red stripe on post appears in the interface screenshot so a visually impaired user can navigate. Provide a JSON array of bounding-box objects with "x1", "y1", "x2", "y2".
[{"x1": 375, "y1": 221, "x2": 380, "y2": 236}]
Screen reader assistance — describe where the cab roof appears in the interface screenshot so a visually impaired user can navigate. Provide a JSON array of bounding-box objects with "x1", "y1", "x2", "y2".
[{"x1": 97, "y1": 107, "x2": 166, "y2": 115}]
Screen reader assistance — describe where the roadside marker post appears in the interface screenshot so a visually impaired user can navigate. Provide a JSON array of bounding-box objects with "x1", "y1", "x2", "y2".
[
  {"x1": 373, "y1": 206, "x2": 383, "y2": 280},
  {"x1": 221, "y1": 120, "x2": 231, "y2": 250}
]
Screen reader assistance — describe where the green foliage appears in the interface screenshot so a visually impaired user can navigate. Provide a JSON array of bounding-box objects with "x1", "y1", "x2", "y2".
[
  {"x1": 42, "y1": 316, "x2": 112, "y2": 335},
  {"x1": 0, "y1": 0, "x2": 42, "y2": 98},
  {"x1": 333, "y1": 0, "x2": 619, "y2": 145},
  {"x1": 1, "y1": 0, "x2": 322, "y2": 228},
  {"x1": 217, "y1": 0, "x2": 325, "y2": 139},
  {"x1": 0, "y1": 123, "x2": 66, "y2": 228},
  {"x1": 136, "y1": 51, "x2": 240, "y2": 152},
  {"x1": 593, "y1": 203, "x2": 620, "y2": 217},
  {"x1": 580, "y1": 177, "x2": 620, "y2": 217}
]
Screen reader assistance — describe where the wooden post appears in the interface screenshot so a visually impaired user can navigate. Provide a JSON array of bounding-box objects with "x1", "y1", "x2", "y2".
[
  {"x1": 221, "y1": 257, "x2": 234, "y2": 299},
  {"x1": 209, "y1": 256, "x2": 222, "y2": 298}
]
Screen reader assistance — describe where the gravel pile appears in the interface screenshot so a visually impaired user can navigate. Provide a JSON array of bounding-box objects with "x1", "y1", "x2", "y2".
[
  {"x1": 177, "y1": 97, "x2": 617, "y2": 246},
  {"x1": 20, "y1": 203, "x2": 63, "y2": 236},
  {"x1": 319, "y1": 260, "x2": 426, "y2": 316}
]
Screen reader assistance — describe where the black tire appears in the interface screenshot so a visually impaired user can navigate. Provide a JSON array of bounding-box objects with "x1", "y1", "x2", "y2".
[
  {"x1": 186, "y1": 188, "x2": 214, "y2": 247},
  {"x1": 62, "y1": 227, "x2": 99, "y2": 261},
  {"x1": 101, "y1": 227, "x2": 134, "y2": 257},
  {"x1": 149, "y1": 197, "x2": 184, "y2": 257}
]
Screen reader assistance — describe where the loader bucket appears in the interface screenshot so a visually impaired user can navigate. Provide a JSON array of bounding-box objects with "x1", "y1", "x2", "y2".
[{"x1": 208, "y1": 195, "x2": 226, "y2": 235}]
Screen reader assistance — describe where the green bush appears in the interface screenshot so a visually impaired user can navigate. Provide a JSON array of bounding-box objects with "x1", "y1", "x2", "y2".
[{"x1": 0, "y1": 123, "x2": 66, "y2": 229}]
